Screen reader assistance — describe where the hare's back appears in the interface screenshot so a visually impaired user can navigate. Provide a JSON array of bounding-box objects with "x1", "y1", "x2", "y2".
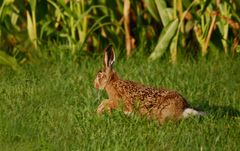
[{"x1": 114, "y1": 80, "x2": 187, "y2": 104}]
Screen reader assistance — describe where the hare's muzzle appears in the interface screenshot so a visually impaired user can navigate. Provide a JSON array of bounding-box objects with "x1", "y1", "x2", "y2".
[
  {"x1": 94, "y1": 82, "x2": 100, "y2": 89},
  {"x1": 94, "y1": 78, "x2": 100, "y2": 89}
]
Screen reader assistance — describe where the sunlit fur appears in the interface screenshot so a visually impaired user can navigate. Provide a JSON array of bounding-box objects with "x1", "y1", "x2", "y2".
[
  {"x1": 94, "y1": 45, "x2": 204, "y2": 123},
  {"x1": 94, "y1": 71, "x2": 108, "y2": 90}
]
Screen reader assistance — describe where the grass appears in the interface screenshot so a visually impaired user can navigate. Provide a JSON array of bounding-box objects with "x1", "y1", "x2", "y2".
[{"x1": 0, "y1": 51, "x2": 240, "y2": 151}]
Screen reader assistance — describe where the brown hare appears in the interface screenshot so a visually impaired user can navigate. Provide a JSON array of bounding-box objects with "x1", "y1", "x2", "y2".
[{"x1": 94, "y1": 45, "x2": 205, "y2": 123}]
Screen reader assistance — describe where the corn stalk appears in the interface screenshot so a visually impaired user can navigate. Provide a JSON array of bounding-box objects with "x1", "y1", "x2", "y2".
[{"x1": 124, "y1": 0, "x2": 134, "y2": 56}]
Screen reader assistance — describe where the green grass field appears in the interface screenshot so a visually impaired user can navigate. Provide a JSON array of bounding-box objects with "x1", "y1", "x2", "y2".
[{"x1": 0, "y1": 53, "x2": 240, "y2": 151}]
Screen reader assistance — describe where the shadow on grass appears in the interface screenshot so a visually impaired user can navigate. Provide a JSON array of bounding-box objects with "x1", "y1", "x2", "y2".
[{"x1": 195, "y1": 103, "x2": 240, "y2": 118}]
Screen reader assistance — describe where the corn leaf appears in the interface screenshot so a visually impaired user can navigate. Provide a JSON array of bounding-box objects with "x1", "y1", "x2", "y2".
[
  {"x1": 57, "y1": 0, "x2": 78, "y2": 19},
  {"x1": 78, "y1": 15, "x2": 110, "y2": 51},
  {"x1": 237, "y1": 45, "x2": 240, "y2": 53},
  {"x1": 26, "y1": 11, "x2": 37, "y2": 48},
  {"x1": 0, "y1": 50, "x2": 19, "y2": 70},
  {"x1": 149, "y1": 19, "x2": 179, "y2": 61},
  {"x1": 170, "y1": 34, "x2": 179, "y2": 64},
  {"x1": 29, "y1": 0, "x2": 37, "y2": 12},
  {"x1": 143, "y1": 0, "x2": 160, "y2": 22},
  {"x1": 154, "y1": 0, "x2": 171, "y2": 26}
]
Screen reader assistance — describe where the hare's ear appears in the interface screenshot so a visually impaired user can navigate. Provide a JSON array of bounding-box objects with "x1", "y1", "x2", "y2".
[{"x1": 104, "y1": 44, "x2": 115, "y2": 69}]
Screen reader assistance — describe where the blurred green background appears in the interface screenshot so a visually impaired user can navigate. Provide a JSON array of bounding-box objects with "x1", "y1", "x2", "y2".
[{"x1": 0, "y1": 0, "x2": 239, "y2": 69}]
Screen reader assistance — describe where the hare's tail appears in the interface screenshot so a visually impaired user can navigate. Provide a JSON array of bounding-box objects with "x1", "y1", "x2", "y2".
[{"x1": 182, "y1": 108, "x2": 206, "y2": 118}]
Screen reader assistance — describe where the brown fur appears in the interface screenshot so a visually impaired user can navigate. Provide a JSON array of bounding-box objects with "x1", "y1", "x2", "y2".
[{"x1": 94, "y1": 45, "x2": 190, "y2": 123}]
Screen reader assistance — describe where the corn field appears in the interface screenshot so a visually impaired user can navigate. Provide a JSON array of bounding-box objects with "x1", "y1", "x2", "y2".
[{"x1": 0, "y1": 0, "x2": 240, "y2": 69}]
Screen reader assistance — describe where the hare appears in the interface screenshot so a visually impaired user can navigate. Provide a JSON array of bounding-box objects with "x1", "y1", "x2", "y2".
[{"x1": 94, "y1": 45, "x2": 204, "y2": 123}]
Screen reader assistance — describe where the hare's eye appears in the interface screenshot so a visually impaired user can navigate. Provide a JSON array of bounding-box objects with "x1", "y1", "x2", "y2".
[
  {"x1": 99, "y1": 72, "x2": 106, "y2": 79},
  {"x1": 100, "y1": 73, "x2": 104, "y2": 78},
  {"x1": 97, "y1": 72, "x2": 103, "y2": 79},
  {"x1": 97, "y1": 70, "x2": 103, "y2": 75}
]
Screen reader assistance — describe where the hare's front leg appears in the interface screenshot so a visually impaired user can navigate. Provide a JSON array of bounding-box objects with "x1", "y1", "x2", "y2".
[
  {"x1": 123, "y1": 99, "x2": 133, "y2": 116},
  {"x1": 97, "y1": 99, "x2": 118, "y2": 114}
]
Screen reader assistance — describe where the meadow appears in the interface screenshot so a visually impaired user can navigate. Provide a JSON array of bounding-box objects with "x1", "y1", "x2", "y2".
[
  {"x1": 0, "y1": 0, "x2": 240, "y2": 150},
  {"x1": 0, "y1": 50, "x2": 240, "y2": 151}
]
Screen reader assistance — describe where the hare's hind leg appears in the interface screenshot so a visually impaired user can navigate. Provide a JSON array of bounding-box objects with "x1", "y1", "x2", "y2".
[
  {"x1": 97, "y1": 99, "x2": 118, "y2": 115},
  {"x1": 156, "y1": 105, "x2": 185, "y2": 124}
]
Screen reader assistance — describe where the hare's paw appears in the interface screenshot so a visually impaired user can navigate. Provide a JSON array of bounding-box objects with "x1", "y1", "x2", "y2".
[
  {"x1": 97, "y1": 100, "x2": 108, "y2": 114},
  {"x1": 97, "y1": 99, "x2": 116, "y2": 115},
  {"x1": 97, "y1": 103, "x2": 105, "y2": 114}
]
